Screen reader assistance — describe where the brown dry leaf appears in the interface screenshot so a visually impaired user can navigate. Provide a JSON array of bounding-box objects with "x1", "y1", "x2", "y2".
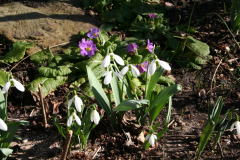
[
  {"x1": 137, "y1": 131, "x2": 145, "y2": 144},
  {"x1": 124, "y1": 132, "x2": 134, "y2": 146},
  {"x1": 165, "y1": 2, "x2": 175, "y2": 9},
  {"x1": 51, "y1": 101, "x2": 61, "y2": 114}
]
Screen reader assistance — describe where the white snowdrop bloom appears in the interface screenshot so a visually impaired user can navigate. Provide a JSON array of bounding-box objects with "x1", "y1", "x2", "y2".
[
  {"x1": 101, "y1": 53, "x2": 124, "y2": 68},
  {"x1": 145, "y1": 134, "x2": 157, "y2": 146},
  {"x1": 120, "y1": 64, "x2": 140, "y2": 77},
  {"x1": 67, "y1": 112, "x2": 81, "y2": 127},
  {"x1": 148, "y1": 59, "x2": 171, "y2": 76},
  {"x1": 68, "y1": 95, "x2": 83, "y2": 112},
  {"x1": 113, "y1": 71, "x2": 123, "y2": 79},
  {"x1": 0, "y1": 118, "x2": 7, "y2": 131},
  {"x1": 230, "y1": 121, "x2": 240, "y2": 136},
  {"x1": 91, "y1": 109, "x2": 100, "y2": 125},
  {"x1": 2, "y1": 79, "x2": 24, "y2": 94},
  {"x1": 102, "y1": 71, "x2": 113, "y2": 85}
]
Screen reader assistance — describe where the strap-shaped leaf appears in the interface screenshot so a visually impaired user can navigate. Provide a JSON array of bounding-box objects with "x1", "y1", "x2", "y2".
[
  {"x1": 113, "y1": 99, "x2": 141, "y2": 112},
  {"x1": 147, "y1": 84, "x2": 182, "y2": 123},
  {"x1": 231, "y1": 0, "x2": 240, "y2": 34},
  {"x1": 110, "y1": 73, "x2": 121, "y2": 106},
  {"x1": 86, "y1": 66, "x2": 111, "y2": 115}
]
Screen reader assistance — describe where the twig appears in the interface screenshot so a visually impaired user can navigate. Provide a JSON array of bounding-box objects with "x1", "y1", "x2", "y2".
[
  {"x1": 60, "y1": 130, "x2": 73, "y2": 160},
  {"x1": 92, "y1": 146, "x2": 101, "y2": 159},
  {"x1": 38, "y1": 85, "x2": 48, "y2": 128},
  {"x1": 10, "y1": 41, "x2": 71, "y2": 72},
  {"x1": 218, "y1": 142, "x2": 224, "y2": 158},
  {"x1": 210, "y1": 59, "x2": 222, "y2": 101},
  {"x1": 0, "y1": 59, "x2": 11, "y2": 66},
  {"x1": 167, "y1": 120, "x2": 175, "y2": 128}
]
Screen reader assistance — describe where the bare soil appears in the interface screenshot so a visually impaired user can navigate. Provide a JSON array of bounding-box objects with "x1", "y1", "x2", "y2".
[{"x1": 1, "y1": 0, "x2": 240, "y2": 159}]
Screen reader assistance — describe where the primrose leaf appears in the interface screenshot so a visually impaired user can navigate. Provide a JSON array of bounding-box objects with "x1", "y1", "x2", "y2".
[
  {"x1": 26, "y1": 76, "x2": 67, "y2": 97},
  {"x1": 158, "y1": 76, "x2": 175, "y2": 85},
  {"x1": 120, "y1": 5, "x2": 135, "y2": 20},
  {"x1": 100, "y1": 22, "x2": 116, "y2": 32},
  {"x1": 116, "y1": 9, "x2": 125, "y2": 23},
  {"x1": 74, "y1": 53, "x2": 103, "y2": 73},
  {"x1": 30, "y1": 47, "x2": 54, "y2": 66},
  {"x1": 38, "y1": 65, "x2": 72, "y2": 77},
  {"x1": 0, "y1": 70, "x2": 9, "y2": 87},
  {"x1": 186, "y1": 36, "x2": 210, "y2": 57},
  {"x1": 0, "y1": 41, "x2": 34, "y2": 63}
]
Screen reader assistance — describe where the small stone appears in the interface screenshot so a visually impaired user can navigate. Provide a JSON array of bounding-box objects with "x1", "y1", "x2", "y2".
[{"x1": 22, "y1": 137, "x2": 28, "y2": 143}]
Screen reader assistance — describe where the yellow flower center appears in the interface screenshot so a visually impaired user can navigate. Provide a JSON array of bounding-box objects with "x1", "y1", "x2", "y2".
[
  {"x1": 146, "y1": 46, "x2": 149, "y2": 50},
  {"x1": 142, "y1": 64, "x2": 145, "y2": 67},
  {"x1": 86, "y1": 47, "x2": 91, "y2": 52},
  {"x1": 94, "y1": 33, "x2": 97, "y2": 36}
]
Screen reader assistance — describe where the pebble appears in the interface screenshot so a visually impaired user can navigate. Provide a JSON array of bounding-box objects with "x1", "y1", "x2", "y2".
[{"x1": 22, "y1": 137, "x2": 28, "y2": 143}]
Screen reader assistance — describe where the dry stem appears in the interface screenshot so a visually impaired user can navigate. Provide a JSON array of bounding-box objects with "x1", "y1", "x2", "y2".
[
  {"x1": 38, "y1": 85, "x2": 48, "y2": 128},
  {"x1": 60, "y1": 130, "x2": 73, "y2": 160}
]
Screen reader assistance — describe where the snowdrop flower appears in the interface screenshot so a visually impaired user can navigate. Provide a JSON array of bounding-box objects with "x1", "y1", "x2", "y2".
[
  {"x1": 102, "y1": 71, "x2": 123, "y2": 85},
  {"x1": 120, "y1": 64, "x2": 140, "y2": 77},
  {"x1": 101, "y1": 53, "x2": 124, "y2": 68},
  {"x1": 230, "y1": 121, "x2": 240, "y2": 136},
  {"x1": 148, "y1": 59, "x2": 171, "y2": 76},
  {"x1": 91, "y1": 109, "x2": 100, "y2": 125},
  {"x1": 145, "y1": 134, "x2": 157, "y2": 146},
  {"x1": 2, "y1": 79, "x2": 24, "y2": 94},
  {"x1": 0, "y1": 118, "x2": 7, "y2": 131},
  {"x1": 102, "y1": 71, "x2": 113, "y2": 85},
  {"x1": 68, "y1": 95, "x2": 83, "y2": 112},
  {"x1": 67, "y1": 112, "x2": 81, "y2": 127}
]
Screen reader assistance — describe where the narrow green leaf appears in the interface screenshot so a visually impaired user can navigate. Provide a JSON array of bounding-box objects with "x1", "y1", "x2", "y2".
[
  {"x1": 86, "y1": 66, "x2": 111, "y2": 115},
  {"x1": 110, "y1": 73, "x2": 121, "y2": 106},
  {"x1": 114, "y1": 99, "x2": 141, "y2": 112}
]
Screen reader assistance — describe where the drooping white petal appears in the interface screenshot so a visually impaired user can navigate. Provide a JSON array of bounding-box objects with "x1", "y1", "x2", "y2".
[
  {"x1": 145, "y1": 134, "x2": 150, "y2": 140},
  {"x1": 230, "y1": 122, "x2": 236, "y2": 132},
  {"x1": 74, "y1": 113, "x2": 81, "y2": 126},
  {"x1": 113, "y1": 54, "x2": 124, "y2": 66},
  {"x1": 113, "y1": 72, "x2": 123, "y2": 79},
  {"x1": 148, "y1": 60, "x2": 156, "y2": 76},
  {"x1": 149, "y1": 135, "x2": 155, "y2": 146},
  {"x1": 67, "y1": 115, "x2": 73, "y2": 127},
  {"x1": 153, "y1": 135, "x2": 157, "y2": 140},
  {"x1": 104, "y1": 71, "x2": 112, "y2": 85},
  {"x1": 130, "y1": 65, "x2": 140, "y2": 77},
  {"x1": 68, "y1": 97, "x2": 74, "y2": 109},
  {"x1": 120, "y1": 65, "x2": 129, "y2": 76},
  {"x1": 101, "y1": 54, "x2": 111, "y2": 68},
  {"x1": 93, "y1": 110, "x2": 100, "y2": 125},
  {"x1": 159, "y1": 60, "x2": 171, "y2": 71},
  {"x1": 102, "y1": 71, "x2": 110, "y2": 77},
  {"x1": 0, "y1": 118, "x2": 7, "y2": 131},
  {"x1": 12, "y1": 79, "x2": 25, "y2": 92},
  {"x1": 74, "y1": 95, "x2": 82, "y2": 112},
  {"x1": 90, "y1": 110, "x2": 95, "y2": 122},
  {"x1": 237, "y1": 121, "x2": 240, "y2": 136},
  {"x1": 2, "y1": 81, "x2": 11, "y2": 94}
]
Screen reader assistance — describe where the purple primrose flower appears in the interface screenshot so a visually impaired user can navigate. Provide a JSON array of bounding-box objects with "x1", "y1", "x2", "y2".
[
  {"x1": 87, "y1": 27, "x2": 100, "y2": 39},
  {"x1": 136, "y1": 61, "x2": 148, "y2": 73},
  {"x1": 79, "y1": 38, "x2": 97, "y2": 58},
  {"x1": 146, "y1": 39, "x2": 154, "y2": 53},
  {"x1": 149, "y1": 13, "x2": 157, "y2": 19},
  {"x1": 127, "y1": 43, "x2": 137, "y2": 55}
]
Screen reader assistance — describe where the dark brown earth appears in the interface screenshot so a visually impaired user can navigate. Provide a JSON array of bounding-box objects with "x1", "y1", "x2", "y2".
[{"x1": 1, "y1": 0, "x2": 240, "y2": 159}]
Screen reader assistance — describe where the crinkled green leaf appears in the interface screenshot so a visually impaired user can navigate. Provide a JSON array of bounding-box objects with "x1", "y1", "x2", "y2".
[
  {"x1": 130, "y1": 55, "x2": 142, "y2": 64},
  {"x1": 0, "y1": 70, "x2": 9, "y2": 87},
  {"x1": 116, "y1": 9, "x2": 125, "y2": 23},
  {"x1": 74, "y1": 53, "x2": 103, "y2": 73},
  {"x1": 1, "y1": 41, "x2": 34, "y2": 63},
  {"x1": 120, "y1": 5, "x2": 135, "y2": 20},
  {"x1": 100, "y1": 22, "x2": 116, "y2": 32},
  {"x1": 26, "y1": 76, "x2": 67, "y2": 97},
  {"x1": 30, "y1": 47, "x2": 54, "y2": 66},
  {"x1": 100, "y1": 9, "x2": 116, "y2": 22},
  {"x1": 186, "y1": 36, "x2": 210, "y2": 57},
  {"x1": 38, "y1": 65, "x2": 72, "y2": 77}
]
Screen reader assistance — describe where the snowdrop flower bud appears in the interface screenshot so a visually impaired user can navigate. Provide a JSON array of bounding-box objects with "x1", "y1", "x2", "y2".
[
  {"x1": 230, "y1": 121, "x2": 240, "y2": 136},
  {"x1": 101, "y1": 53, "x2": 124, "y2": 68},
  {"x1": 2, "y1": 79, "x2": 24, "y2": 94},
  {"x1": 120, "y1": 64, "x2": 140, "y2": 77},
  {"x1": 67, "y1": 112, "x2": 81, "y2": 127},
  {"x1": 91, "y1": 109, "x2": 100, "y2": 125},
  {"x1": 145, "y1": 134, "x2": 157, "y2": 146},
  {"x1": 102, "y1": 71, "x2": 113, "y2": 85},
  {"x1": 0, "y1": 118, "x2": 7, "y2": 131},
  {"x1": 68, "y1": 95, "x2": 83, "y2": 112}
]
